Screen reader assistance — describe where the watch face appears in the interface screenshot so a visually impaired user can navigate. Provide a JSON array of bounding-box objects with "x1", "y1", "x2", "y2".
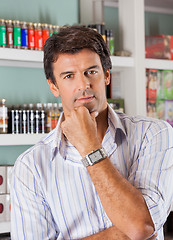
[{"x1": 89, "y1": 150, "x2": 103, "y2": 164}]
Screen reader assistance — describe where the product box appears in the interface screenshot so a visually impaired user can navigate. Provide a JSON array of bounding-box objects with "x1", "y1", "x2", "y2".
[
  {"x1": 163, "y1": 70, "x2": 173, "y2": 100},
  {"x1": 0, "y1": 165, "x2": 13, "y2": 194},
  {"x1": 157, "y1": 70, "x2": 165, "y2": 100},
  {"x1": 0, "y1": 194, "x2": 11, "y2": 222},
  {"x1": 107, "y1": 72, "x2": 122, "y2": 99},
  {"x1": 147, "y1": 101, "x2": 156, "y2": 118},
  {"x1": 156, "y1": 100, "x2": 165, "y2": 120},
  {"x1": 0, "y1": 167, "x2": 7, "y2": 194},
  {"x1": 145, "y1": 35, "x2": 173, "y2": 59},
  {"x1": 165, "y1": 100, "x2": 173, "y2": 127},
  {"x1": 146, "y1": 69, "x2": 150, "y2": 100},
  {"x1": 107, "y1": 98, "x2": 124, "y2": 113},
  {"x1": 147, "y1": 69, "x2": 157, "y2": 102}
]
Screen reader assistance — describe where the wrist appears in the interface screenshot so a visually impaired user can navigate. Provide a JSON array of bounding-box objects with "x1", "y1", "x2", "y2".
[{"x1": 80, "y1": 143, "x2": 102, "y2": 158}]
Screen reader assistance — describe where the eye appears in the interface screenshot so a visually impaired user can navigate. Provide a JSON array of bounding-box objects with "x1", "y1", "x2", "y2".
[
  {"x1": 88, "y1": 70, "x2": 96, "y2": 74},
  {"x1": 86, "y1": 70, "x2": 98, "y2": 76},
  {"x1": 64, "y1": 74, "x2": 74, "y2": 79}
]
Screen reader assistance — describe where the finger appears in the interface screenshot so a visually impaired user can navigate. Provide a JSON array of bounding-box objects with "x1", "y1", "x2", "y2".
[{"x1": 90, "y1": 111, "x2": 98, "y2": 120}]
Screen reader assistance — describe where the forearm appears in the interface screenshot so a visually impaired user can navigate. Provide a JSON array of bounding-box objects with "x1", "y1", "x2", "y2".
[
  {"x1": 61, "y1": 107, "x2": 155, "y2": 240},
  {"x1": 78, "y1": 226, "x2": 131, "y2": 240},
  {"x1": 86, "y1": 158, "x2": 155, "y2": 240}
]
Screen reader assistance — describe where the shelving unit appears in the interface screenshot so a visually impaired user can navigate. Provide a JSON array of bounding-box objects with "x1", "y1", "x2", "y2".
[
  {"x1": 145, "y1": 58, "x2": 173, "y2": 70},
  {"x1": 0, "y1": 48, "x2": 134, "y2": 69},
  {"x1": 0, "y1": 48, "x2": 43, "y2": 68},
  {"x1": 0, "y1": 48, "x2": 136, "y2": 146},
  {"x1": 1, "y1": 0, "x2": 173, "y2": 233},
  {"x1": 2, "y1": 47, "x2": 173, "y2": 71},
  {"x1": 0, "y1": 134, "x2": 47, "y2": 146}
]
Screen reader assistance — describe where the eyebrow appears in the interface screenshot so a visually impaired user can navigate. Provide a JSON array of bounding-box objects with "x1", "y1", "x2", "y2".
[
  {"x1": 59, "y1": 65, "x2": 100, "y2": 78},
  {"x1": 60, "y1": 71, "x2": 74, "y2": 78},
  {"x1": 85, "y1": 65, "x2": 99, "y2": 71}
]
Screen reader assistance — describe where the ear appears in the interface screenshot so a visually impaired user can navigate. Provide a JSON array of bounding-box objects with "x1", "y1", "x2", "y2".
[
  {"x1": 48, "y1": 80, "x2": 60, "y2": 97},
  {"x1": 105, "y1": 69, "x2": 111, "y2": 85}
]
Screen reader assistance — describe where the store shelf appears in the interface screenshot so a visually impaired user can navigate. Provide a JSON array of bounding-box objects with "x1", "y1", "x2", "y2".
[
  {"x1": 111, "y1": 56, "x2": 134, "y2": 69},
  {"x1": 0, "y1": 134, "x2": 47, "y2": 146},
  {"x1": 0, "y1": 221, "x2": 10, "y2": 234},
  {"x1": 145, "y1": 58, "x2": 173, "y2": 70},
  {"x1": 0, "y1": 48, "x2": 43, "y2": 68},
  {"x1": 0, "y1": 48, "x2": 134, "y2": 69}
]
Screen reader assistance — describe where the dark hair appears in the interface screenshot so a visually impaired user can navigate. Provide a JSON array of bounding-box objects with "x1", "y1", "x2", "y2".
[{"x1": 43, "y1": 25, "x2": 112, "y2": 84}]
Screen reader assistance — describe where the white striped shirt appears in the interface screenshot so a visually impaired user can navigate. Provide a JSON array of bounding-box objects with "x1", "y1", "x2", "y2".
[{"x1": 10, "y1": 104, "x2": 173, "y2": 240}]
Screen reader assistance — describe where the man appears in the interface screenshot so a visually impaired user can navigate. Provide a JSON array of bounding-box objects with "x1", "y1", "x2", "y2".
[{"x1": 11, "y1": 26, "x2": 173, "y2": 240}]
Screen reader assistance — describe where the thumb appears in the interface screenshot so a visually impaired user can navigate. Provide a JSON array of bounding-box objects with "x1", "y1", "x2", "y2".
[{"x1": 90, "y1": 111, "x2": 98, "y2": 120}]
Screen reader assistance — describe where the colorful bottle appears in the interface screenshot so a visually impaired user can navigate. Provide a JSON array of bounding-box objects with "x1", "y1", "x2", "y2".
[
  {"x1": 45, "y1": 103, "x2": 52, "y2": 133},
  {"x1": 34, "y1": 23, "x2": 43, "y2": 50},
  {"x1": 109, "y1": 29, "x2": 114, "y2": 55},
  {"x1": 0, "y1": 19, "x2": 7, "y2": 48},
  {"x1": 6, "y1": 20, "x2": 13, "y2": 48},
  {"x1": 13, "y1": 20, "x2": 21, "y2": 49},
  {"x1": 42, "y1": 23, "x2": 49, "y2": 47},
  {"x1": 0, "y1": 99, "x2": 8, "y2": 134},
  {"x1": 49, "y1": 24, "x2": 53, "y2": 37},
  {"x1": 21, "y1": 21, "x2": 28, "y2": 49},
  {"x1": 28, "y1": 22, "x2": 35, "y2": 50}
]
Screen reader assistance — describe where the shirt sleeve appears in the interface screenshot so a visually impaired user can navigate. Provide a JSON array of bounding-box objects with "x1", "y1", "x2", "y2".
[
  {"x1": 10, "y1": 152, "x2": 59, "y2": 240},
  {"x1": 128, "y1": 120, "x2": 173, "y2": 232}
]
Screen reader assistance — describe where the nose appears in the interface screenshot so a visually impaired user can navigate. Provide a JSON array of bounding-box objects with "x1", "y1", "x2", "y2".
[{"x1": 77, "y1": 74, "x2": 90, "y2": 91}]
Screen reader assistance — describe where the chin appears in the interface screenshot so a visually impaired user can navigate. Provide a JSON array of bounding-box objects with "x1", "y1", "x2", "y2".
[{"x1": 84, "y1": 104, "x2": 97, "y2": 113}]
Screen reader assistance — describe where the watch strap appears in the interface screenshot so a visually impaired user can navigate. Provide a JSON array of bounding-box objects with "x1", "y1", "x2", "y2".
[
  {"x1": 81, "y1": 156, "x2": 90, "y2": 167},
  {"x1": 81, "y1": 147, "x2": 107, "y2": 167}
]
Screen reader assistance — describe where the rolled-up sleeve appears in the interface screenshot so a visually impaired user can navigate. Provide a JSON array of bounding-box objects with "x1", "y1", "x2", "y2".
[{"x1": 128, "y1": 120, "x2": 173, "y2": 232}]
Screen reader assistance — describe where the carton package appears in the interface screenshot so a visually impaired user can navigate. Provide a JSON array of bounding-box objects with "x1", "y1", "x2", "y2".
[
  {"x1": 0, "y1": 194, "x2": 11, "y2": 222},
  {"x1": 157, "y1": 70, "x2": 165, "y2": 100},
  {"x1": 165, "y1": 100, "x2": 173, "y2": 127},
  {"x1": 145, "y1": 35, "x2": 173, "y2": 59},
  {"x1": 163, "y1": 70, "x2": 173, "y2": 100},
  {"x1": 147, "y1": 69, "x2": 157, "y2": 102},
  {"x1": 156, "y1": 100, "x2": 165, "y2": 120},
  {"x1": 146, "y1": 69, "x2": 149, "y2": 100},
  {"x1": 0, "y1": 167, "x2": 7, "y2": 194},
  {"x1": 147, "y1": 101, "x2": 156, "y2": 118},
  {"x1": 0, "y1": 166, "x2": 13, "y2": 194},
  {"x1": 107, "y1": 98, "x2": 124, "y2": 113}
]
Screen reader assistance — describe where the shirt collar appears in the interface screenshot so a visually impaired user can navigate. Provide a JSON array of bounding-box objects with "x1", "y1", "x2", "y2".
[{"x1": 107, "y1": 104, "x2": 127, "y2": 141}]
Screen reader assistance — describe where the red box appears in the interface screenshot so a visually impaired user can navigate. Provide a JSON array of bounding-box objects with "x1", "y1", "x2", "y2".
[
  {"x1": 0, "y1": 167, "x2": 7, "y2": 194},
  {"x1": 0, "y1": 194, "x2": 10, "y2": 222},
  {"x1": 145, "y1": 35, "x2": 173, "y2": 59},
  {"x1": 146, "y1": 69, "x2": 157, "y2": 102}
]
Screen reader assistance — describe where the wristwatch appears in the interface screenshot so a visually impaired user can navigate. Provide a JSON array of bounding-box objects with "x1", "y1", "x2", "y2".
[{"x1": 81, "y1": 147, "x2": 107, "y2": 167}]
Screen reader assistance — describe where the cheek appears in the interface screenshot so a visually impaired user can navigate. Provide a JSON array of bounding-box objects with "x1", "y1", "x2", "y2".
[{"x1": 59, "y1": 86, "x2": 75, "y2": 104}]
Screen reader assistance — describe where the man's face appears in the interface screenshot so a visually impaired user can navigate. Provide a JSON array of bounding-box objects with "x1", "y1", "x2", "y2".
[{"x1": 48, "y1": 49, "x2": 110, "y2": 116}]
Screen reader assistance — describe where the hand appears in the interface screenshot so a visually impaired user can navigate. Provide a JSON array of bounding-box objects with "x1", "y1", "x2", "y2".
[
  {"x1": 147, "y1": 232, "x2": 158, "y2": 240},
  {"x1": 61, "y1": 106, "x2": 101, "y2": 157}
]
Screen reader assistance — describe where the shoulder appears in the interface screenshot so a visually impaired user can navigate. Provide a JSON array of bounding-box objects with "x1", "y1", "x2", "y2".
[
  {"x1": 116, "y1": 111, "x2": 172, "y2": 131},
  {"x1": 12, "y1": 129, "x2": 58, "y2": 179},
  {"x1": 115, "y1": 111, "x2": 173, "y2": 146}
]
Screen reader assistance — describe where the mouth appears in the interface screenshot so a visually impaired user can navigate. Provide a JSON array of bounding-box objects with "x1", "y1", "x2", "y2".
[{"x1": 75, "y1": 95, "x2": 95, "y2": 104}]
